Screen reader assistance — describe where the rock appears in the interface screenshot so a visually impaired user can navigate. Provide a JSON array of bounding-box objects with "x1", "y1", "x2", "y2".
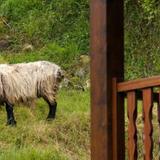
[
  {"x1": 74, "y1": 84, "x2": 85, "y2": 91},
  {"x1": 0, "y1": 39, "x2": 10, "y2": 50},
  {"x1": 85, "y1": 79, "x2": 90, "y2": 89},
  {"x1": 22, "y1": 44, "x2": 34, "y2": 52},
  {"x1": 79, "y1": 55, "x2": 90, "y2": 65},
  {"x1": 75, "y1": 68, "x2": 86, "y2": 78},
  {"x1": 60, "y1": 78, "x2": 72, "y2": 89}
]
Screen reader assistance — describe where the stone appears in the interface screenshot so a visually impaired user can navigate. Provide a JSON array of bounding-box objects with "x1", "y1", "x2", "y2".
[
  {"x1": 22, "y1": 44, "x2": 34, "y2": 52},
  {"x1": 0, "y1": 39, "x2": 10, "y2": 50},
  {"x1": 79, "y1": 55, "x2": 90, "y2": 65},
  {"x1": 75, "y1": 68, "x2": 86, "y2": 78},
  {"x1": 85, "y1": 79, "x2": 90, "y2": 89},
  {"x1": 60, "y1": 78, "x2": 72, "y2": 89}
]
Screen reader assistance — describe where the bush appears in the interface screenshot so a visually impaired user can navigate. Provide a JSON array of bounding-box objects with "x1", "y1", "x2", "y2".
[
  {"x1": 124, "y1": 0, "x2": 160, "y2": 80},
  {"x1": 0, "y1": 0, "x2": 89, "y2": 53},
  {"x1": 2, "y1": 42, "x2": 80, "y2": 70}
]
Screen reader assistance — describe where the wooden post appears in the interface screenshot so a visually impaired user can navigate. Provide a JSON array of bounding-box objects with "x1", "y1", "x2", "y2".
[{"x1": 90, "y1": 0, "x2": 124, "y2": 159}]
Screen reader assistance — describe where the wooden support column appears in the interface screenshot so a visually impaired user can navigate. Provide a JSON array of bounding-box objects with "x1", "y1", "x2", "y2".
[{"x1": 90, "y1": 0, "x2": 124, "y2": 159}]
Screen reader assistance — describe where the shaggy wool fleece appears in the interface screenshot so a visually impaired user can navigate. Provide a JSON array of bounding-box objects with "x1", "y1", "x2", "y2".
[{"x1": 0, "y1": 61, "x2": 63, "y2": 105}]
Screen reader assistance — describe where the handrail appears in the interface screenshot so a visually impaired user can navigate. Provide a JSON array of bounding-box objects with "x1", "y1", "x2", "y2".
[
  {"x1": 112, "y1": 77, "x2": 160, "y2": 159},
  {"x1": 117, "y1": 75, "x2": 160, "y2": 92}
]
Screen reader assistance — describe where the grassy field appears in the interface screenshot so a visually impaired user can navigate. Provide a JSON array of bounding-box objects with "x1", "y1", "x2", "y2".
[{"x1": 0, "y1": 89, "x2": 90, "y2": 160}]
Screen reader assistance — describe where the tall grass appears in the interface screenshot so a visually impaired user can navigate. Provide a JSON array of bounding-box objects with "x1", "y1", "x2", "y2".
[
  {"x1": 0, "y1": 147, "x2": 68, "y2": 160},
  {"x1": 1, "y1": 42, "x2": 80, "y2": 70},
  {"x1": 0, "y1": 0, "x2": 89, "y2": 53},
  {"x1": 0, "y1": 89, "x2": 90, "y2": 160}
]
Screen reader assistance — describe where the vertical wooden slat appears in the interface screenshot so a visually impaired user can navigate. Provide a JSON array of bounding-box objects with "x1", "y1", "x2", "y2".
[
  {"x1": 127, "y1": 91, "x2": 138, "y2": 160},
  {"x1": 142, "y1": 104, "x2": 145, "y2": 157},
  {"x1": 112, "y1": 78, "x2": 125, "y2": 160},
  {"x1": 158, "y1": 93, "x2": 160, "y2": 158},
  {"x1": 142, "y1": 88, "x2": 153, "y2": 160},
  {"x1": 90, "y1": 0, "x2": 124, "y2": 160},
  {"x1": 112, "y1": 78, "x2": 118, "y2": 160}
]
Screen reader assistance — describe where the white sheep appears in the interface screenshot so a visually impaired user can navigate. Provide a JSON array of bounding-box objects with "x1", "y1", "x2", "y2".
[{"x1": 0, "y1": 61, "x2": 64, "y2": 125}]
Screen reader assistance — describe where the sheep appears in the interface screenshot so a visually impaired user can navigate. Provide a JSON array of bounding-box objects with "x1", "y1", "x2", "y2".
[{"x1": 0, "y1": 61, "x2": 64, "y2": 126}]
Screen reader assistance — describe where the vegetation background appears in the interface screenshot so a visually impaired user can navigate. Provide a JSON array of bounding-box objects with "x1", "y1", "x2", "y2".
[{"x1": 0, "y1": 0, "x2": 159, "y2": 159}]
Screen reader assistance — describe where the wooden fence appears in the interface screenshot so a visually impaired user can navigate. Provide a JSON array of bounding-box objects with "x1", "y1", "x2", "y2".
[{"x1": 113, "y1": 76, "x2": 160, "y2": 159}]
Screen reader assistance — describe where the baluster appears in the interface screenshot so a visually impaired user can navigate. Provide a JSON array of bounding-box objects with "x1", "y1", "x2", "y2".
[
  {"x1": 142, "y1": 88, "x2": 153, "y2": 160},
  {"x1": 142, "y1": 104, "x2": 145, "y2": 158},
  {"x1": 127, "y1": 91, "x2": 138, "y2": 160},
  {"x1": 158, "y1": 92, "x2": 160, "y2": 158}
]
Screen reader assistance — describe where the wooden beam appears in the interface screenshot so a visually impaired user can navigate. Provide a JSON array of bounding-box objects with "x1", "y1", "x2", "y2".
[
  {"x1": 117, "y1": 75, "x2": 160, "y2": 92},
  {"x1": 90, "y1": 0, "x2": 124, "y2": 159}
]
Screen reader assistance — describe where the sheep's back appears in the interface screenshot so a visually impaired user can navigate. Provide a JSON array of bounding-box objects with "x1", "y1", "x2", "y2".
[{"x1": 0, "y1": 61, "x2": 62, "y2": 104}]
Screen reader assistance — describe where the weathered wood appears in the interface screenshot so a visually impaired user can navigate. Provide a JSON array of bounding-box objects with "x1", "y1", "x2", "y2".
[
  {"x1": 127, "y1": 91, "x2": 138, "y2": 160},
  {"x1": 142, "y1": 88, "x2": 153, "y2": 160},
  {"x1": 90, "y1": 0, "x2": 124, "y2": 159},
  {"x1": 117, "y1": 75, "x2": 160, "y2": 92}
]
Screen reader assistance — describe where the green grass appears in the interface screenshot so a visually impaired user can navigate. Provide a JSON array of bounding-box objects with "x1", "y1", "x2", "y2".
[
  {"x1": 0, "y1": 0, "x2": 89, "y2": 53},
  {"x1": 0, "y1": 89, "x2": 90, "y2": 160},
  {"x1": 0, "y1": 147, "x2": 68, "y2": 160},
  {"x1": 1, "y1": 42, "x2": 81, "y2": 70}
]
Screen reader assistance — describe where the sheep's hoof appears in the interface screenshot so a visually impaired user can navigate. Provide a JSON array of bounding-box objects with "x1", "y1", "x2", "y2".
[
  {"x1": 6, "y1": 120, "x2": 17, "y2": 126},
  {"x1": 46, "y1": 117, "x2": 55, "y2": 121}
]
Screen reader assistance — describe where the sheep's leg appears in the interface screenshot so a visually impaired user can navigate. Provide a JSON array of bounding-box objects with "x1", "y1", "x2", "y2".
[
  {"x1": 46, "y1": 100, "x2": 57, "y2": 120},
  {"x1": 5, "y1": 103, "x2": 16, "y2": 126}
]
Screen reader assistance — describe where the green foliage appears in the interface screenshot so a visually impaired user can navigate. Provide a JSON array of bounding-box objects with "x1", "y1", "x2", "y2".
[
  {"x1": 0, "y1": 147, "x2": 68, "y2": 160},
  {"x1": 140, "y1": 0, "x2": 158, "y2": 21},
  {"x1": 124, "y1": 0, "x2": 160, "y2": 80},
  {"x1": 0, "y1": 0, "x2": 89, "y2": 52},
  {"x1": 0, "y1": 0, "x2": 160, "y2": 80},
  {"x1": 2, "y1": 42, "x2": 80, "y2": 70}
]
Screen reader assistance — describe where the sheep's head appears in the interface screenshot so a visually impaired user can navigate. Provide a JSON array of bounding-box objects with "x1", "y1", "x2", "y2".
[{"x1": 56, "y1": 69, "x2": 64, "y2": 83}]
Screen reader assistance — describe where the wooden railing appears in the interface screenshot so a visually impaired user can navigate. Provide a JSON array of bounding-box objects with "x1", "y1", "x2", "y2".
[{"x1": 113, "y1": 75, "x2": 160, "y2": 160}]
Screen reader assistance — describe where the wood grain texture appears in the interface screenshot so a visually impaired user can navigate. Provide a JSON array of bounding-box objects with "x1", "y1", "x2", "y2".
[
  {"x1": 117, "y1": 75, "x2": 160, "y2": 92},
  {"x1": 112, "y1": 78, "x2": 125, "y2": 160},
  {"x1": 127, "y1": 91, "x2": 137, "y2": 160},
  {"x1": 158, "y1": 93, "x2": 160, "y2": 156},
  {"x1": 90, "y1": 0, "x2": 124, "y2": 159},
  {"x1": 142, "y1": 88, "x2": 153, "y2": 160},
  {"x1": 112, "y1": 78, "x2": 118, "y2": 160}
]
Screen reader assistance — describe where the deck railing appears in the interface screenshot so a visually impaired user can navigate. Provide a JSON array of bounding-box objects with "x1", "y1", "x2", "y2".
[{"x1": 113, "y1": 76, "x2": 160, "y2": 160}]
